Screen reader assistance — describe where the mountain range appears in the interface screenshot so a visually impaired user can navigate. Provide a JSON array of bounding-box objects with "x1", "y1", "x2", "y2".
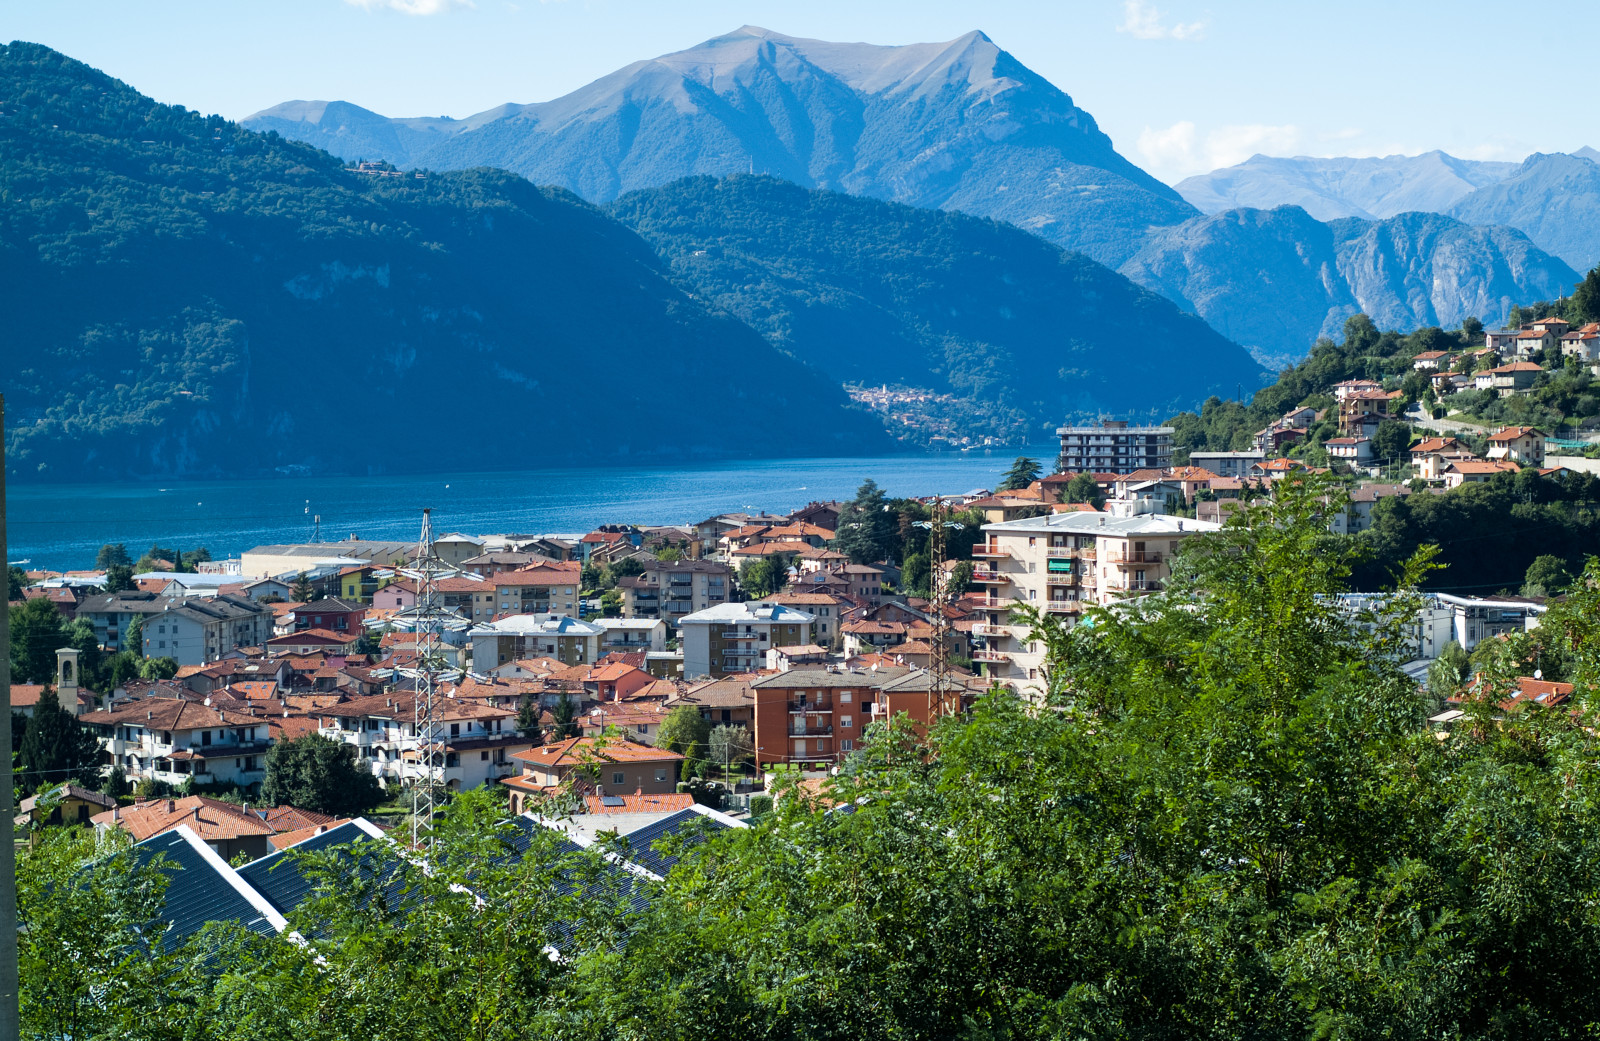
[
  {"x1": 246, "y1": 27, "x2": 1592, "y2": 367},
  {"x1": 244, "y1": 26, "x2": 1195, "y2": 269},
  {"x1": 1181, "y1": 148, "x2": 1600, "y2": 273},
  {"x1": 0, "y1": 42, "x2": 891, "y2": 481},
  {"x1": 608, "y1": 175, "x2": 1262, "y2": 424},
  {"x1": 1121, "y1": 208, "x2": 1577, "y2": 368}
]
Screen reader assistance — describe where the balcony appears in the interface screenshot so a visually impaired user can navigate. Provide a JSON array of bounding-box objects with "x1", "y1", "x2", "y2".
[
  {"x1": 972, "y1": 544, "x2": 1010, "y2": 559},
  {"x1": 1107, "y1": 551, "x2": 1163, "y2": 566},
  {"x1": 972, "y1": 650, "x2": 1009, "y2": 664},
  {"x1": 971, "y1": 569, "x2": 1009, "y2": 584},
  {"x1": 972, "y1": 623, "x2": 1010, "y2": 638},
  {"x1": 789, "y1": 701, "x2": 834, "y2": 714},
  {"x1": 1045, "y1": 547, "x2": 1075, "y2": 558},
  {"x1": 1044, "y1": 600, "x2": 1081, "y2": 614},
  {"x1": 789, "y1": 725, "x2": 833, "y2": 736},
  {"x1": 972, "y1": 596, "x2": 1015, "y2": 610}
]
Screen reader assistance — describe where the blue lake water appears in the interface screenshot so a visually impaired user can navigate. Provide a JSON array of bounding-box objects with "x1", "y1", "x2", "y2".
[{"x1": 6, "y1": 447, "x2": 1056, "y2": 571}]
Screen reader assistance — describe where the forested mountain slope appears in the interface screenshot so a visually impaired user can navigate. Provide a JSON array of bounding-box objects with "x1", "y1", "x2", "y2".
[
  {"x1": 0, "y1": 42, "x2": 888, "y2": 481},
  {"x1": 609, "y1": 176, "x2": 1267, "y2": 432}
]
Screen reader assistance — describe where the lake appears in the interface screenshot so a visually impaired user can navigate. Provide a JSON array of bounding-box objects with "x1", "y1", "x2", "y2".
[{"x1": 5, "y1": 447, "x2": 1056, "y2": 571}]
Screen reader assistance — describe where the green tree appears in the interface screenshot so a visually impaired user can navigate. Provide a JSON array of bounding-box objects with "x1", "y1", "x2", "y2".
[
  {"x1": 832, "y1": 479, "x2": 895, "y2": 564},
  {"x1": 9, "y1": 596, "x2": 66, "y2": 685},
  {"x1": 122, "y1": 614, "x2": 144, "y2": 657},
  {"x1": 655, "y1": 705, "x2": 711, "y2": 763},
  {"x1": 94, "y1": 543, "x2": 132, "y2": 571},
  {"x1": 998, "y1": 456, "x2": 1042, "y2": 491},
  {"x1": 516, "y1": 693, "x2": 543, "y2": 739},
  {"x1": 608, "y1": 556, "x2": 646, "y2": 582},
  {"x1": 7, "y1": 565, "x2": 26, "y2": 601},
  {"x1": 138, "y1": 657, "x2": 178, "y2": 680},
  {"x1": 707, "y1": 724, "x2": 753, "y2": 781},
  {"x1": 1371, "y1": 419, "x2": 1412, "y2": 465},
  {"x1": 99, "y1": 763, "x2": 130, "y2": 799},
  {"x1": 290, "y1": 571, "x2": 315, "y2": 602},
  {"x1": 259, "y1": 733, "x2": 384, "y2": 816},
  {"x1": 19, "y1": 687, "x2": 102, "y2": 791},
  {"x1": 1571, "y1": 264, "x2": 1600, "y2": 324},
  {"x1": 901, "y1": 551, "x2": 930, "y2": 597},
  {"x1": 1060, "y1": 471, "x2": 1105, "y2": 508},
  {"x1": 102, "y1": 563, "x2": 135, "y2": 593},
  {"x1": 1523, "y1": 553, "x2": 1573, "y2": 597},
  {"x1": 549, "y1": 693, "x2": 580, "y2": 740},
  {"x1": 947, "y1": 560, "x2": 975, "y2": 597},
  {"x1": 1427, "y1": 639, "x2": 1471, "y2": 702},
  {"x1": 738, "y1": 556, "x2": 788, "y2": 598}
]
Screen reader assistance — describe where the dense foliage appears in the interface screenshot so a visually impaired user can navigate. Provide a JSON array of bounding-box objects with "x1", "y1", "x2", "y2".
[
  {"x1": 259, "y1": 732, "x2": 384, "y2": 817},
  {"x1": 0, "y1": 43, "x2": 886, "y2": 481},
  {"x1": 30, "y1": 478, "x2": 1600, "y2": 1038},
  {"x1": 610, "y1": 175, "x2": 1265, "y2": 440}
]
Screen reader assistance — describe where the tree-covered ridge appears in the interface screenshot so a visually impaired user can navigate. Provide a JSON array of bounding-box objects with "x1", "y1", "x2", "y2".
[
  {"x1": 609, "y1": 175, "x2": 1266, "y2": 439},
  {"x1": 0, "y1": 42, "x2": 889, "y2": 480}
]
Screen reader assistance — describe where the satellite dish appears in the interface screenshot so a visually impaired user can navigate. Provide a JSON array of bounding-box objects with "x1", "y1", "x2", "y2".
[{"x1": 1535, "y1": 669, "x2": 1544, "y2": 680}]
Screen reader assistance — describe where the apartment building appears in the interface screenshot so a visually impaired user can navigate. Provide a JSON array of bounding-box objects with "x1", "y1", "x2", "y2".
[
  {"x1": 317, "y1": 693, "x2": 528, "y2": 792},
  {"x1": 678, "y1": 601, "x2": 815, "y2": 679},
  {"x1": 597, "y1": 617, "x2": 668, "y2": 653},
  {"x1": 501, "y1": 736, "x2": 685, "y2": 813},
  {"x1": 969, "y1": 508, "x2": 1219, "y2": 690},
  {"x1": 485, "y1": 565, "x2": 581, "y2": 621},
  {"x1": 140, "y1": 597, "x2": 274, "y2": 665},
  {"x1": 1188, "y1": 450, "x2": 1265, "y2": 479},
  {"x1": 619, "y1": 560, "x2": 733, "y2": 627},
  {"x1": 759, "y1": 591, "x2": 849, "y2": 646},
  {"x1": 1485, "y1": 426, "x2": 1545, "y2": 466},
  {"x1": 82, "y1": 698, "x2": 274, "y2": 790},
  {"x1": 469, "y1": 614, "x2": 604, "y2": 669},
  {"x1": 1057, "y1": 420, "x2": 1173, "y2": 473}
]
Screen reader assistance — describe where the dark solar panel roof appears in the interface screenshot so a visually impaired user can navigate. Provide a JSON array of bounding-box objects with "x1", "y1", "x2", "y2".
[
  {"x1": 600, "y1": 795, "x2": 626, "y2": 807},
  {"x1": 617, "y1": 808, "x2": 732, "y2": 879},
  {"x1": 237, "y1": 822, "x2": 377, "y2": 916},
  {"x1": 133, "y1": 830, "x2": 279, "y2": 952}
]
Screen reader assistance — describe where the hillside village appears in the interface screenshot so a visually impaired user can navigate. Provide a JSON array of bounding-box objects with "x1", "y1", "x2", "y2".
[{"x1": 14, "y1": 309, "x2": 1598, "y2": 866}]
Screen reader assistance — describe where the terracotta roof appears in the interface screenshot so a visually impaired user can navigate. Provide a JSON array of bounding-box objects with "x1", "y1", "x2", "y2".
[
  {"x1": 268, "y1": 819, "x2": 356, "y2": 850},
  {"x1": 512, "y1": 735, "x2": 685, "y2": 766},
  {"x1": 1487, "y1": 426, "x2": 1543, "y2": 441},
  {"x1": 490, "y1": 567, "x2": 581, "y2": 588},
  {"x1": 1410, "y1": 437, "x2": 1461, "y2": 454},
  {"x1": 580, "y1": 792, "x2": 694, "y2": 815},
  {"x1": 267, "y1": 629, "x2": 356, "y2": 646},
  {"x1": 1447, "y1": 460, "x2": 1520, "y2": 475},
  {"x1": 92, "y1": 796, "x2": 277, "y2": 842}
]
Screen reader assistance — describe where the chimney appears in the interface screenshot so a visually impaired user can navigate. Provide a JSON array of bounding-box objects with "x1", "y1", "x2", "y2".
[
  {"x1": 111, "y1": 806, "x2": 120, "y2": 823},
  {"x1": 164, "y1": 799, "x2": 176, "y2": 814}
]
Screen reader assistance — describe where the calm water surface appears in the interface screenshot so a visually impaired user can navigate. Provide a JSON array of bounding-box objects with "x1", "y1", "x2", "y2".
[{"x1": 7, "y1": 447, "x2": 1055, "y2": 571}]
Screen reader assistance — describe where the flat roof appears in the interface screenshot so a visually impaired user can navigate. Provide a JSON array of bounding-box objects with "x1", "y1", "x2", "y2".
[{"x1": 983, "y1": 512, "x2": 1220, "y2": 537}]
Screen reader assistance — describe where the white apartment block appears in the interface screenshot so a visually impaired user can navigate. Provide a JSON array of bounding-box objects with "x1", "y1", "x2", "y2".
[
  {"x1": 970, "y1": 508, "x2": 1219, "y2": 692},
  {"x1": 1057, "y1": 420, "x2": 1174, "y2": 473},
  {"x1": 678, "y1": 601, "x2": 816, "y2": 679},
  {"x1": 316, "y1": 693, "x2": 530, "y2": 792},
  {"x1": 83, "y1": 698, "x2": 272, "y2": 790}
]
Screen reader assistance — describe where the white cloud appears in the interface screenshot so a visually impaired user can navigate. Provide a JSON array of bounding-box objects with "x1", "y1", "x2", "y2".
[
  {"x1": 1117, "y1": 0, "x2": 1207, "y2": 40},
  {"x1": 1136, "y1": 120, "x2": 1301, "y2": 180},
  {"x1": 345, "y1": 0, "x2": 474, "y2": 14}
]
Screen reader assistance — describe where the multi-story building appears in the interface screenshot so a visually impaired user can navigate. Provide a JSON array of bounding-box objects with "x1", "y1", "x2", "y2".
[
  {"x1": 145, "y1": 597, "x2": 274, "y2": 665},
  {"x1": 619, "y1": 560, "x2": 733, "y2": 627},
  {"x1": 678, "y1": 602, "x2": 815, "y2": 679},
  {"x1": 82, "y1": 697, "x2": 274, "y2": 790},
  {"x1": 286, "y1": 597, "x2": 367, "y2": 634},
  {"x1": 1432, "y1": 593, "x2": 1547, "y2": 650},
  {"x1": 316, "y1": 693, "x2": 527, "y2": 792},
  {"x1": 469, "y1": 614, "x2": 604, "y2": 669},
  {"x1": 1188, "y1": 450, "x2": 1265, "y2": 478},
  {"x1": 484, "y1": 565, "x2": 582, "y2": 621},
  {"x1": 969, "y1": 507, "x2": 1219, "y2": 690},
  {"x1": 597, "y1": 617, "x2": 669, "y2": 653},
  {"x1": 1057, "y1": 420, "x2": 1173, "y2": 474},
  {"x1": 759, "y1": 591, "x2": 849, "y2": 647}
]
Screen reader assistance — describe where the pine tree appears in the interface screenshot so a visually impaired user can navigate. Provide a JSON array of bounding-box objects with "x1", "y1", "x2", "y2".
[
  {"x1": 549, "y1": 693, "x2": 580, "y2": 740},
  {"x1": 998, "y1": 456, "x2": 1042, "y2": 491},
  {"x1": 19, "y1": 688, "x2": 102, "y2": 791},
  {"x1": 516, "y1": 693, "x2": 544, "y2": 740},
  {"x1": 291, "y1": 571, "x2": 315, "y2": 602}
]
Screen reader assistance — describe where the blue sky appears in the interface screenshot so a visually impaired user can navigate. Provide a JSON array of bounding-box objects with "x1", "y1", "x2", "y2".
[{"x1": 9, "y1": 0, "x2": 1594, "y2": 182}]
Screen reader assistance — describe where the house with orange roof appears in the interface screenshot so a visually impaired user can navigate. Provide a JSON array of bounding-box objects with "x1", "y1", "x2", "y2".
[
  {"x1": 92, "y1": 796, "x2": 280, "y2": 861},
  {"x1": 501, "y1": 736, "x2": 684, "y2": 813},
  {"x1": 484, "y1": 565, "x2": 581, "y2": 621},
  {"x1": 1485, "y1": 426, "x2": 1545, "y2": 466},
  {"x1": 1442, "y1": 459, "x2": 1520, "y2": 488},
  {"x1": 316, "y1": 692, "x2": 529, "y2": 792},
  {"x1": 1412, "y1": 349, "x2": 1452, "y2": 370},
  {"x1": 82, "y1": 695, "x2": 273, "y2": 790},
  {"x1": 1408, "y1": 436, "x2": 1475, "y2": 481},
  {"x1": 1475, "y1": 361, "x2": 1544, "y2": 394}
]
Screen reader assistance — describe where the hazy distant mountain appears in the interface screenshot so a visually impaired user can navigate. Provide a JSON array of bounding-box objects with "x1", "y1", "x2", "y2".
[
  {"x1": 1121, "y1": 207, "x2": 1576, "y2": 368},
  {"x1": 244, "y1": 26, "x2": 1196, "y2": 266},
  {"x1": 1175, "y1": 151, "x2": 1519, "y2": 221},
  {"x1": 1447, "y1": 152, "x2": 1600, "y2": 271},
  {"x1": 2, "y1": 43, "x2": 888, "y2": 481},
  {"x1": 609, "y1": 175, "x2": 1266, "y2": 428}
]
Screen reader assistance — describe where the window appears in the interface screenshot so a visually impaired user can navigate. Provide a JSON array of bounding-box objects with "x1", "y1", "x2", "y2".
[
  {"x1": 637, "y1": 723, "x2": 649, "y2": 734},
  {"x1": 841, "y1": 739, "x2": 853, "y2": 751},
  {"x1": 841, "y1": 715, "x2": 853, "y2": 728},
  {"x1": 201, "y1": 731, "x2": 212, "y2": 746},
  {"x1": 655, "y1": 768, "x2": 668, "y2": 782},
  {"x1": 481, "y1": 751, "x2": 489, "y2": 761},
  {"x1": 841, "y1": 692, "x2": 852, "y2": 703},
  {"x1": 612, "y1": 771, "x2": 626, "y2": 786},
  {"x1": 794, "y1": 739, "x2": 806, "y2": 755},
  {"x1": 450, "y1": 723, "x2": 460, "y2": 737}
]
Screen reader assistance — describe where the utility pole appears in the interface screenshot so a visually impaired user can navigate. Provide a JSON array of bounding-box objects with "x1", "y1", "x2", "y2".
[{"x1": 0, "y1": 395, "x2": 17, "y2": 1041}]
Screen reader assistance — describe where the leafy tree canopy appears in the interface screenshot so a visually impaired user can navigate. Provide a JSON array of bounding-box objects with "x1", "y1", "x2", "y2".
[{"x1": 259, "y1": 733, "x2": 384, "y2": 817}]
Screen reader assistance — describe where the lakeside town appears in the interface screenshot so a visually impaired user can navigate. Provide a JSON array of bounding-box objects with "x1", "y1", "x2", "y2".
[{"x1": 16, "y1": 311, "x2": 1600, "y2": 899}]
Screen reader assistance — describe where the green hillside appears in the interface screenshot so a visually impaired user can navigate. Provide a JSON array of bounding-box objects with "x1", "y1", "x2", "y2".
[
  {"x1": 0, "y1": 42, "x2": 888, "y2": 481},
  {"x1": 609, "y1": 175, "x2": 1267, "y2": 442}
]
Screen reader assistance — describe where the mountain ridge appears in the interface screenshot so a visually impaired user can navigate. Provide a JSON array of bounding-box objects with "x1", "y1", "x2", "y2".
[{"x1": 243, "y1": 25, "x2": 1196, "y2": 267}]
